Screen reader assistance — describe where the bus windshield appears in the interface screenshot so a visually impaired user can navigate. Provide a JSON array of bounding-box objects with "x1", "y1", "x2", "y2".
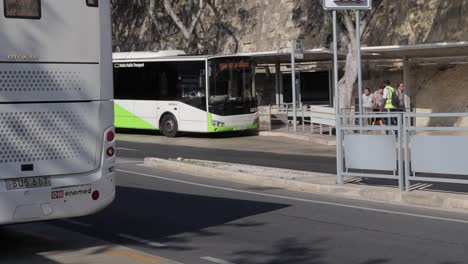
[{"x1": 209, "y1": 57, "x2": 257, "y2": 116}]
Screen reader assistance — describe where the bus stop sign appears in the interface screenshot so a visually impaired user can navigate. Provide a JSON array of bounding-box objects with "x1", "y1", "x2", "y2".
[{"x1": 323, "y1": 0, "x2": 372, "y2": 10}]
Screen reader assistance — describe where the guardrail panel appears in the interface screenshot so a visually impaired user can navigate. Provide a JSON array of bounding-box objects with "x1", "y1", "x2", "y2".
[
  {"x1": 411, "y1": 135, "x2": 468, "y2": 175},
  {"x1": 344, "y1": 134, "x2": 397, "y2": 171}
]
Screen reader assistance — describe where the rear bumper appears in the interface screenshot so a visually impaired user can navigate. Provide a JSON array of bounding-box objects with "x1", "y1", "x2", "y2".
[{"x1": 0, "y1": 166, "x2": 116, "y2": 225}]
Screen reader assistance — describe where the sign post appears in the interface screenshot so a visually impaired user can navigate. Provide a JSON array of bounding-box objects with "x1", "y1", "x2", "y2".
[
  {"x1": 291, "y1": 39, "x2": 304, "y2": 132},
  {"x1": 323, "y1": 0, "x2": 372, "y2": 185},
  {"x1": 323, "y1": 0, "x2": 372, "y2": 10}
]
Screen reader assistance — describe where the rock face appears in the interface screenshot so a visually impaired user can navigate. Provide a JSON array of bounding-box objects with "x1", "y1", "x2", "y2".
[
  {"x1": 112, "y1": 0, "x2": 468, "y2": 53},
  {"x1": 412, "y1": 64, "x2": 468, "y2": 126},
  {"x1": 111, "y1": 0, "x2": 468, "y2": 121}
]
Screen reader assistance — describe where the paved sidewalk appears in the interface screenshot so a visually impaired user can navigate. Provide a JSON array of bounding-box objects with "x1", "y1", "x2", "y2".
[
  {"x1": 259, "y1": 130, "x2": 336, "y2": 146},
  {"x1": 144, "y1": 158, "x2": 468, "y2": 214}
]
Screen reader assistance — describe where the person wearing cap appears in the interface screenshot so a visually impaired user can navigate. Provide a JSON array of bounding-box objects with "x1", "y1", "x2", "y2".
[{"x1": 373, "y1": 85, "x2": 385, "y2": 125}]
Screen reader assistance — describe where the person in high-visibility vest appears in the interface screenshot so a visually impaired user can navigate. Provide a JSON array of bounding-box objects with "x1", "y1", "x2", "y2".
[
  {"x1": 381, "y1": 80, "x2": 397, "y2": 110},
  {"x1": 381, "y1": 80, "x2": 397, "y2": 126}
]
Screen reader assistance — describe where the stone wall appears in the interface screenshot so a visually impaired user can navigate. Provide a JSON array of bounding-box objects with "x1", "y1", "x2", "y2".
[
  {"x1": 112, "y1": 0, "x2": 468, "y2": 53},
  {"x1": 112, "y1": 0, "x2": 468, "y2": 121},
  {"x1": 411, "y1": 64, "x2": 468, "y2": 126}
]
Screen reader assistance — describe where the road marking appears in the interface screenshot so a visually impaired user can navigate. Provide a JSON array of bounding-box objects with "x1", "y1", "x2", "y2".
[
  {"x1": 117, "y1": 169, "x2": 468, "y2": 225},
  {"x1": 118, "y1": 233, "x2": 166, "y2": 248},
  {"x1": 201, "y1": 256, "x2": 236, "y2": 264},
  {"x1": 117, "y1": 147, "x2": 140, "y2": 152},
  {"x1": 61, "y1": 219, "x2": 92, "y2": 227},
  {"x1": 106, "y1": 249, "x2": 160, "y2": 263}
]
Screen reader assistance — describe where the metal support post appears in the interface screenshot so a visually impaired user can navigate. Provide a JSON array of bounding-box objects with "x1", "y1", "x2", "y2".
[
  {"x1": 398, "y1": 114, "x2": 404, "y2": 191},
  {"x1": 333, "y1": 11, "x2": 343, "y2": 185},
  {"x1": 404, "y1": 114, "x2": 411, "y2": 192},
  {"x1": 291, "y1": 40, "x2": 297, "y2": 132},
  {"x1": 403, "y1": 57, "x2": 411, "y2": 113},
  {"x1": 275, "y1": 62, "x2": 281, "y2": 105},
  {"x1": 356, "y1": 11, "x2": 363, "y2": 130}
]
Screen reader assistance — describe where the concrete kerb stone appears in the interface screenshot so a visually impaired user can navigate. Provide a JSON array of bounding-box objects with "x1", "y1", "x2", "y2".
[
  {"x1": 143, "y1": 158, "x2": 468, "y2": 213},
  {"x1": 258, "y1": 131, "x2": 337, "y2": 146}
]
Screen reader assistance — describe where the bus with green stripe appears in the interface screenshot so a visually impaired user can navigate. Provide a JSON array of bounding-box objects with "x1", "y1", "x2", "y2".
[{"x1": 113, "y1": 51, "x2": 258, "y2": 137}]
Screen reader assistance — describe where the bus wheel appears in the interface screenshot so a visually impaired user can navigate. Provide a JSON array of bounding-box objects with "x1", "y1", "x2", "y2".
[{"x1": 161, "y1": 115, "x2": 178, "y2": 137}]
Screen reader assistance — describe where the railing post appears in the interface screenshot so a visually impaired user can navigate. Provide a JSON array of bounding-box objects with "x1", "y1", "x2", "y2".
[
  {"x1": 398, "y1": 113, "x2": 404, "y2": 191},
  {"x1": 302, "y1": 105, "x2": 305, "y2": 132},
  {"x1": 404, "y1": 113, "x2": 411, "y2": 192}
]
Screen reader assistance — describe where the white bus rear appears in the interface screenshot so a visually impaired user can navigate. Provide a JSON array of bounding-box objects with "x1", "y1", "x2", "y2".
[{"x1": 0, "y1": 0, "x2": 115, "y2": 224}]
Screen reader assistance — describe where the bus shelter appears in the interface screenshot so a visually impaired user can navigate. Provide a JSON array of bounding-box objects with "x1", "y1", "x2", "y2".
[
  {"x1": 339, "y1": 41, "x2": 468, "y2": 192},
  {"x1": 239, "y1": 48, "x2": 345, "y2": 133}
]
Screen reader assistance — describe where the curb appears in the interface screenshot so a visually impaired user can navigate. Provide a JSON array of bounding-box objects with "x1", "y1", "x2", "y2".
[
  {"x1": 258, "y1": 131, "x2": 337, "y2": 146},
  {"x1": 143, "y1": 158, "x2": 468, "y2": 213}
]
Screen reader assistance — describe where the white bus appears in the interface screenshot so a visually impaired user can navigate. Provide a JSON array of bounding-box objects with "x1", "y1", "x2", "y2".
[
  {"x1": 0, "y1": 0, "x2": 115, "y2": 224},
  {"x1": 113, "y1": 52, "x2": 258, "y2": 137}
]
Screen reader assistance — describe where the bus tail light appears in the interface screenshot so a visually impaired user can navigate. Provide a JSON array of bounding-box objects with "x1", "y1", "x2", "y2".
[
  {"x1": 106, "y1": 131, "x2": 115, "y2": 142},
  {"x1": 92, "y1": 190, "x2": 100, "y2": 200},
  {"x1": 106, "y1": 147, "x2": 115, "y2": 157}
]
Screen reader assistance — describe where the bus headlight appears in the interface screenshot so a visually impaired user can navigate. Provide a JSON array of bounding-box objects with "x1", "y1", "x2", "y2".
[{"x1": 212, "y1": 120, "x2": 225, "y2": 127}]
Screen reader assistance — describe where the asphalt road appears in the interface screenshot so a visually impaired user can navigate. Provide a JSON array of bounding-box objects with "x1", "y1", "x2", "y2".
[
  {"x1": 116, "y1": 139, "x2": 338, "y2": 174},
  {"x1": 47, "y1": 161, "x2": 468, "y2": 264},
  {"x1": 4, "y1": 156, "x2": 468, "y2": 263}
]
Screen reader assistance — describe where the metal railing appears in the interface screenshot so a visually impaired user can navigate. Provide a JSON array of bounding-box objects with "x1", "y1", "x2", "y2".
[
  {"x1": 338, "y1": 111, "x2": 468, "y2": 192},
  {"x1": 270, "y1": 104, "x2": 336, "y2": 134},
  {"x1": 270, "y1": 103, "x2": 305, "y2": 132},
  {"x1": 403, "y1": 112, "x2": 468, "y2": 191},
  {"x1": 338, "y1": 112, "x2": 404, "y2": 190}
]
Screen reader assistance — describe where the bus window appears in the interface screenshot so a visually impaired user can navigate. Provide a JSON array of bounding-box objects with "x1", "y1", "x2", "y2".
[
  {"x1": 209, "y1": 58, "x2": 256, "y2": 116},
  {"x1": 114, "y1": 63, "x2": 158, "y2": 100},
  {"x1": 4, "y1": 0, "x2": 41, "y2": 19},
  {"x1": 177, "y1": 62, "x2": 206, "y2": 111}
]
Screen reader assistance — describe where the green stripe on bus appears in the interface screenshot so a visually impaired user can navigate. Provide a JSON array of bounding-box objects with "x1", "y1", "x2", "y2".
[
  {"x1": 114, "y1": 104, "x2": 158, "y2": 130},
  {"x1": 207, "y1": 113, "x2": 258, "y2": 133}
]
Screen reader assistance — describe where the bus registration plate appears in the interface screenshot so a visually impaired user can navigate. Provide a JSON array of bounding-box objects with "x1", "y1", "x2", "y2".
[{"x1": 6, "y1": 177, "x2": 51, "y2": 190}]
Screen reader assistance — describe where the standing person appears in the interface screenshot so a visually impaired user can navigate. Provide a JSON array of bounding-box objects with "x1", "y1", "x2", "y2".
[
  {"x1": 396, "y1": 82, "x2": 411, "y2": 111},
  {"x1": 362, "y1": 87, "x2": 374, "y2": 125},
  {"x1": 373, "y1": 85, "x2": 385, "y2": 125},
  {"x1": 381, "y1": 80, "x2": 398, "y2": 126}
]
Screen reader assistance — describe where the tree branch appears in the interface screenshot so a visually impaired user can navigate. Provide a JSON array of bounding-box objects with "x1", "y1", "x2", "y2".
[
  {"x1": 360, "y1": 0, "x2": 384, "y2": 39},
  {"x1": 163, "y1": 0, "x2": 207, "y2": 40},
  {"x1": 342, "y1": 12, "x2": 356, "y2": 47}
]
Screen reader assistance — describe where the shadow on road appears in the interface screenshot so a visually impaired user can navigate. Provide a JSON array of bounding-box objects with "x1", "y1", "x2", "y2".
[
  {"x1": 0, "y1": 224, "x2": 117, "y2": 264},
  {"x1": 229, "y1": 237, "x2": 396, "y2": 264},
  {"x1": 230, "y1": 237, "x2": 327, "y2": 264},
  {"x1": 0, "y1": 227, "x2": 61, "y2": 264},
  {"x1": 58, "y1": 186, "x2": 289, "y2": 251}
]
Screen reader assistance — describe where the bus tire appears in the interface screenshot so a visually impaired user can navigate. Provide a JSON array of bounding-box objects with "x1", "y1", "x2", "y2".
[{"x1": 161, "y1": 114, "x2": 178, "y2": 137}]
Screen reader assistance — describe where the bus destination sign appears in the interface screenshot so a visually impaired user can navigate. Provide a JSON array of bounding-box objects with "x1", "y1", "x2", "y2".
[{"x1": 323, "y1": 0, "x2": 372, "y2": 10}]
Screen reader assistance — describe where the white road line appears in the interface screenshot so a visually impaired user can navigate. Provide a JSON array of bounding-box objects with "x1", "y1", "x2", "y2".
[
  {"x1": 118, "y1": 233, "x2": 166, "y2": 248},
  {"x1": 201, "y1": 256, "x2": 236, "y2": 264},
  {"x1": 61, "y1": 219, "x2": 92, "y2": 227},
  {"x1": 116, "y1": 148, "x2": 140, "y2": 152},
  {"x1": 117, "y1": 169, "x2": 468, "y2": 225}
]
